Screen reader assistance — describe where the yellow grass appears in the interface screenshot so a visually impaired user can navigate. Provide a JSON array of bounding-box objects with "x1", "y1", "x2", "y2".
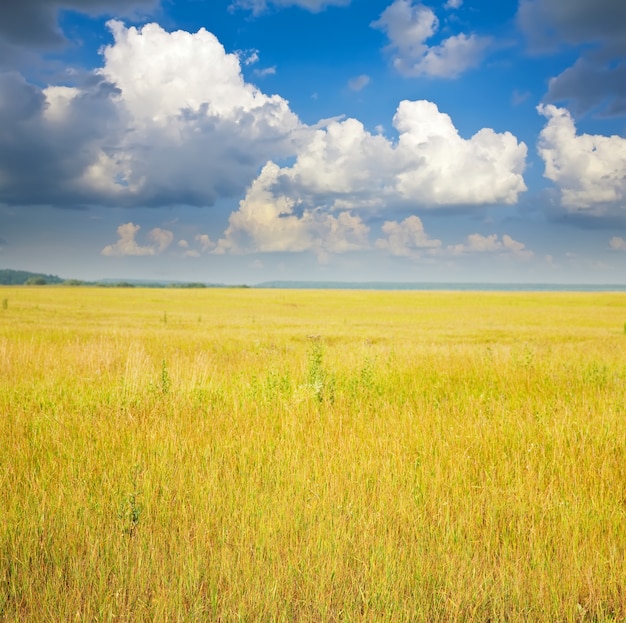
[{"x1": 1, "y1": 286, "x2": 626, "y2": 622}]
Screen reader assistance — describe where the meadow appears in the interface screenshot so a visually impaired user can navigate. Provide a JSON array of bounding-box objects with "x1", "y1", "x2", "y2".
[{"x1": 1, "y1": 286, "x2": 626, "y2": 622}]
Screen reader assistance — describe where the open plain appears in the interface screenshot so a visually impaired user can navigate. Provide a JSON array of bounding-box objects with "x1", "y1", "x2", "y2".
[{"x1": 1, "y1": 287, "x2": 626, "y2": 622}]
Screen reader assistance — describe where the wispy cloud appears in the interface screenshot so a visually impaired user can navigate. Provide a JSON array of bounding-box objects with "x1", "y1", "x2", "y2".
[{"x1": 348, "y1": 74, "x2": 370, "y2": 91}]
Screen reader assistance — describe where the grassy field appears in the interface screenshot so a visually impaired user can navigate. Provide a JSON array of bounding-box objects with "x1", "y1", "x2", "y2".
[{"x1": 1, "y1": 286, "x2": 626, "y2": 622}]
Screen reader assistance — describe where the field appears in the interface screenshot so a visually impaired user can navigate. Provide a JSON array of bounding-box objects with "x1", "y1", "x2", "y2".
[{"x1": 1, "y1": 286, "x2": 626, "y2": 622}]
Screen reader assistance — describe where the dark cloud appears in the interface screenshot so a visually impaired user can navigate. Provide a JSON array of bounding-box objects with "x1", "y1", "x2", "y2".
[
  {"x1": 547, "y1": 59, "x2": 626, "y2": 116},
  {"x1": 518, "y1": 0, "x2": 626, "y2": 116},
  {"x1": 0, "y1": 72, "x2": 122, "y2": 207},
  {"x1": 517, "y1": 0, "x2": 626, "y2": 54},
  {"x1": 0, "y1": 0, "x2": 158, "y2": 48}
]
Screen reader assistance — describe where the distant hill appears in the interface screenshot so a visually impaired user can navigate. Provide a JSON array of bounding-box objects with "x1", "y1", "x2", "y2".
[{"x1": 0, "y1": 269, "x2": 64, "y2": 285}]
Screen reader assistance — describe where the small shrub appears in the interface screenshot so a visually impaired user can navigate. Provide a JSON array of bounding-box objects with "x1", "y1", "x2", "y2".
[
  {"x1": 161, "y1": 359, "x2": 170, "y2": 394},
  {"x1": 118, "y1": 465, "x2": 142, "y2": 537}
]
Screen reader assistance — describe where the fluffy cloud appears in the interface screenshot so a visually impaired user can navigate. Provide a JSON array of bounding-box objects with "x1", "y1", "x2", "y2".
[
  {"x1": 518, "y1": 0, "x2": 626, "y2": 115},
  {"x1": 372, "y1": 0, "x2": 491, "y2": 78},
  {"x1": 393, "y1": 101, "x2": 526, "y2": 204},
  {"x1": 375, "y1": 216, "x2": 441, "y2": 258},
  {"x1": 215, "y1": 162, "x2": 370, "y2": 258},
  {"x1": 101, "y1": 222, "x2": 174, "y2": 256},
  {"x1": 232, "y1": 0, "x2": 350, "y2": 14},
  {"x1": 0, "y1": 21, "x2": 301, "y2": 208},
  {"x1": 537, "y1": 104, "x2": 626, "y2": 212},
  {"x1": 609, "y1": 236, "x2": 626, "y2": 251},
  {"x1": 448, "y1": 233, "x2": 533, "y2": 257}
]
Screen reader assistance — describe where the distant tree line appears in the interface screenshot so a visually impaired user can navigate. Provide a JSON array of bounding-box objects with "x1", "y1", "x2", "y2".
[
  {"x1": 0, "y1": 269, "x2": 64, "y2": 285},
  {"x1": 0, "y1": 268, "x2": 237, "y2": 288}
]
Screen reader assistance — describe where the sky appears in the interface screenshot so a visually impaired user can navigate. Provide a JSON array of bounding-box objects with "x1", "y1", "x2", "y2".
[{"x1": 0, "y1": 0, "x2": 625, "y2": 284}]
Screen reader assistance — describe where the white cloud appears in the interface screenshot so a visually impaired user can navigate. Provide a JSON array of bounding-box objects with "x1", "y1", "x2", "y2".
[
  {"x1": 94, "y1": 20, "x2": 301, "y2": 206},
  {"x1": 537, "y1": 104, "x2": 626, "y2": 212},
  {"x1": 375, "y1": 216, "x2": 442, "y2": 258},
  {"x1": 101, "y1": 222, "x2": 173, "y2": 256},
  {"x1": 393, "y1": 100, "x2": 527, "y2": 205},
  {"x1": 445, "y1": 0, "x2": 462, "y2": 8},
  {"x1": 348, "y1": 74, "x2": 370, "y2": 91},
  {"x1": 215, "y1": 162, "x2": 370, "y2": 258},
  {"x1": 448, "y1": 233, "x2": 533, "y2": 257},
  {"x1": 372, "y1": 0, "x2": 490, "y2": 78},
  {"x1": 609, "y1": 236, "x2": 626, "y2": 251}
]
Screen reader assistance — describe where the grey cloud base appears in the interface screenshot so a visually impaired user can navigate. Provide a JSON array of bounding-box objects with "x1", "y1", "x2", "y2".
[{"x1": 0, "y1": 0, "x2": 158, "y2": 47}]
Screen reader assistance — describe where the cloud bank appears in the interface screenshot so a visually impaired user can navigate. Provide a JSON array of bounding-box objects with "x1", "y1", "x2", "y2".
[{"x1": 216, "y1": 100, "x2": 527, "y2": 254}]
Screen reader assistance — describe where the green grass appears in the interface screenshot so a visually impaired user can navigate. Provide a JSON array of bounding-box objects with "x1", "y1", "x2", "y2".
[{"x1": 1, "y1": 287, "x2": 626, "y2": 621}]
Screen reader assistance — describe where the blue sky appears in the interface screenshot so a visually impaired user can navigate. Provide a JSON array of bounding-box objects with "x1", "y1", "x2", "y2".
[{"x1": 1, "y1": 0, "x2": 625, "y2": 284}]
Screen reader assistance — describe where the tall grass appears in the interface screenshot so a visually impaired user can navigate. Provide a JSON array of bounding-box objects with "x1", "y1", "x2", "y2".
[{"x1": 1, "y1": 287, "x2": 626, "y2": 621}]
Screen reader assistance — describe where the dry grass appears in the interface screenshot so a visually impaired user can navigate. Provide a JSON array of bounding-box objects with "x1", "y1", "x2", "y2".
[{"x1": 1, "y1": 286, "x2": 626, "y2": 622}]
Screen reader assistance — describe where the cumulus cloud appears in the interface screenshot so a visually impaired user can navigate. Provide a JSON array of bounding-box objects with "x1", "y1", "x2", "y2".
[
  {"x1": 101, "y1": 222, "x2": 174, "y2": 256},
  {"x1": 448, "y1": 233, "x2": 533, "y2": 257},
  {"x1": 609, "y1": 236, "x2": 626, "y2": 251},
  {"x1": 375, "y1": 216, "x2": 442, "y2": 258},
  {"x1": 0, "y1": 21, "x2": 301, "y2": 208},
  {"x1": 537, "y1": 104, "x2": 626, "y2": 213},
  {"x1": 393, "y1": 100, "x2": 527, "y2": 204},
  {"x1": 215, "y1": 162, "x2": 370, "y2": 258},
  {"x1": 232, "y1": 0, "x2": 350, "y2": 14},
  {"x1": 518, "y1": 0, "x2": 626, "y2": 115},
  {"x1": 372, "y1": 0, "x2": 491, "y2": 78},
  {"x1": 348, "y1": 74, "x2": 370, "y2": 91}
]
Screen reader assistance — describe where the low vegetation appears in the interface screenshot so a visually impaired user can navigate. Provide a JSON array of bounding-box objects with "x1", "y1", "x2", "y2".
[{"x1": 1, "y1": 287, "x2": 625, "y2": 621}]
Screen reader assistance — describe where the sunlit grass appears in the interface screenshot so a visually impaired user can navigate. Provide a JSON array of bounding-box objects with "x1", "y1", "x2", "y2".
[{"x1": 1, "y1": 287, "x2": 626, "y2": 621}]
